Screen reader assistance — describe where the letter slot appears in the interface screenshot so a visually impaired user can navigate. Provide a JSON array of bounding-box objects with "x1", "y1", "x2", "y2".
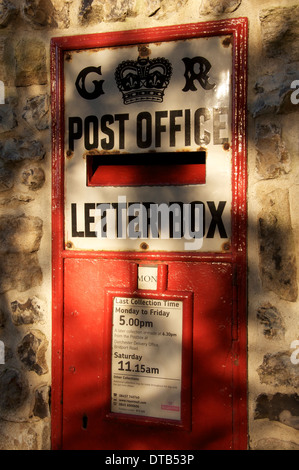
[{"x1": 87, "y1": 151, "x2": 206, "y2": 186}]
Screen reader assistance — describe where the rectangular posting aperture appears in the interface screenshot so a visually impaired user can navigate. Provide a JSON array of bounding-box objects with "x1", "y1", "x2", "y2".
[{"x1": 87, "y1": 151, "x2": 206, "y2": 186}]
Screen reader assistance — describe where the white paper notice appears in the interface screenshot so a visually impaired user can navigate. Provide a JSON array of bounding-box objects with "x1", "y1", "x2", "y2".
[{"x1": 111, "y1": 297, "x2": 183, "y2": 421}]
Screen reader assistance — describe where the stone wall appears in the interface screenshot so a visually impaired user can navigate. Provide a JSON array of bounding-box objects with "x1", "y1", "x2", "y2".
[
  {"x1": 248, "y1": 1, "x2": 299, "y2": 450},
  {"x1": 0, "y1": 0, "x2": 298, "y2": 450}
]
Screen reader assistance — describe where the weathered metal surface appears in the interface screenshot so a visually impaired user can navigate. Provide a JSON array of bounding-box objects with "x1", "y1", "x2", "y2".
[
  {"x1": 51, "y1": 18, "x2": 248, "y2": 451},
  {"x1": 62, "y1": 258, "x2": 233, "y2": 450},
  {"x1": 63, "y1": 34, "x2": 233, "y2": 252}
]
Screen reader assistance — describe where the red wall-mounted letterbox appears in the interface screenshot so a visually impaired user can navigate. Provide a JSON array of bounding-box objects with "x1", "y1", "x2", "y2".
[{"x1": 51, "y1": 18, "x2": 248, "y2": 450}]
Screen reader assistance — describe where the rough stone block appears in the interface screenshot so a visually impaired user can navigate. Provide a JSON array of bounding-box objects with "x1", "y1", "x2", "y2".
[
  {"x1": 21, "y1": 0, "x2": 57, "y2": 28},
  {"x1": 33, "y1": 385, "x2": 50, "y2": 418},
  {"x1": 146, "y1": 0, "x2": 160, "y2": 16},
  {"x1": 0, "y1": 104, "x2": 17, "y2": 133},
  {"x1": 17, "y1": 330, "x2": 48, "y2": 375},
  {"x1": 51, "y1": 0, "x2": 71, "y2": 28},
  {"x1": 255, "y1": 393, "x2": 299, "y2": 425},
  {"x1": 0, "y1": 194, "x2": 34, "y2": 207},
  {"x1": 254, "y1": 438, "x2": 299, "y2": 450},
  {"x1": 252, "y1": 69, "x2": 299, "y2": 117},
  {"x1": 258, "y1": 189, "x2": 298, "y2": 302},
  {"x1": 0, "y1": 37, "x2": 16, "y2": 86},
  {"x1": 22, "y1": 94, "x2": 49, "y2": 130},
  {"x1": 260, "y1": 6, "x2": 299, "y2": 62},
  {"x1": 199, "y1": 0, "x2": 241, "y2": 15},
  {"x1": 0, "y1": 309, "x2": 5, "y2": 328},
  {"x1": 255, "y1": 123, "x2": 290, "y2": 179},
  {"x1": 145, "y1": 0, "x2": 188, "y2": 18},
  {"x1": 257, "y1": 303, "x2": 285, "y2": 339},
  {"x1": 79, "y1": 0, "x2": 136, "y2": 24},
  {"x1": 14, "y1": 38, "x2": 47, "y2": 86},
  {"x1": 257, "y1": 351, "x2": 299, "y2": 387},
  {"x1": 0, "y1": 166, "x2": 14, "y2": 192},
  {"x1": 0, "y1": 0, "x2": 18, "y2": 28},
  {"x1": 0, "y1": 215, "x2": 43, "y2": 254},
  {"x1": 0, "y1": 420, "x2": 49, "y2": 450},
  {"x1": 279, "y1": 410, "x2": 299, "y2": 430},
  {"x1": 0, "y1": 368, "x2": 29, "y2": 412},
  {"x1": 0, "y1": 252, "x2": 42, "y2": 293},
  {"x1": 0, "y1": 138, "x2": 46, "y2": 162},
  {"x1": 21, "y1": 167, "x2": 45, "y2": 191},
  {"x1": 11, "y1": 296, "x2": 45, "y2": 325}
]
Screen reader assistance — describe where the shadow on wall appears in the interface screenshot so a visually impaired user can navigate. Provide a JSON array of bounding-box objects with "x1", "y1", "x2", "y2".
[{"x1": 0, "y1": 142, "x2": 49, "y2": 448}]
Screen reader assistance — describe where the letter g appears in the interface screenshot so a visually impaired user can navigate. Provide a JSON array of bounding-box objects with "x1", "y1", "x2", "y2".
[{"x1": 75, "y1": 66, "x2": 105, "y2": 100}]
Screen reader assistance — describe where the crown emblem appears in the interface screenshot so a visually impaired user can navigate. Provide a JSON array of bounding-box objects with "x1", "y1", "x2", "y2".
[{"x1": 115, "y1": 56, "x2": 172, "y2": 105}]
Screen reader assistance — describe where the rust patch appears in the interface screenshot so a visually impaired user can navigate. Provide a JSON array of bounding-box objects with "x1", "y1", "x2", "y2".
[
  {"x1": 65, "y1": 52, "x2": 72, "y2": 62},
  {"x1": 84, "y1": 149, "x2": 123, "y2": 157},
  {"x1": 222, "y1": 36, "x2": 232, "y2": 48},
  {"x1": 138, "y1": 44, "x2": 151, "y2": 57},
  {"x1": 140, "y1": 242, "x2": 149, "y2": 250},
  {"x1": 222, "y1": 241, "x2": 231, "y2": 252},
  {"x1": 66, "y1": 149, "x2": 74, "y2": 159}
]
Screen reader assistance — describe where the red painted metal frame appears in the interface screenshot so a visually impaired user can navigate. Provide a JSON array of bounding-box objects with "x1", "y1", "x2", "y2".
[{"x1": 51, "y1": 18, "x2": 248, "y2": 450}]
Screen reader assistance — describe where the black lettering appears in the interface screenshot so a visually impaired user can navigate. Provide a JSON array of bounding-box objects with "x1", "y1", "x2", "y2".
[
  {"x1": 190, "y1": 201, "x2": 205, "y2": 236},
  {"x1": 169, "y1": 110, "x2": 183, "y2": 147},
  {"x1": 182, "y1": 57, "x2": 215, "y2": 92},
  {"x1": 155, "y1": 111, "x2": 168, "y2": 147},
  {"x1": 101, "y1": 114, "x2": 114, "y2": 150},
  {"x1": 85, "y1": 203, "x2": 96, "y2": 237},
  {"x1": 71, "y1": 203, "x2": 84, "y2": 237},
  {"x1": 84, "y1": 115, "x2": 98, "y2": 150},
  {"x1": 69, "y1": 117, "x2": 82, "y2": 151},
  {"x1": 185, "y1": 109, "x2": 191, "y2": 146},
  {"x1": 75, "y1": 66, "x2": 105, "y2": 100},
  {"x1": 206, "y1": 201, "x2": 227, "y2": 238},
  {"x1": 137, "y1": 112, "x2": 152, "y2": 148},
  {"x1": 111, "y1": 203, "x2": 119, "y2": 237},
  {"x1": 115, "y1": 114, "x2": 129, "y2": 149}
]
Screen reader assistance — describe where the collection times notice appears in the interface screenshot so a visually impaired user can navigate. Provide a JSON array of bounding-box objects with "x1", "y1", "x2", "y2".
[{"x1": 111, "y1": 297, "x2": 183, "y2": 421}]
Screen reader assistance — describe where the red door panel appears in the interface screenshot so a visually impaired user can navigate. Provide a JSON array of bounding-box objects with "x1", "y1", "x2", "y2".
[{"x1": 62, "y1": 259, "x2": 233, "y2": 450}]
